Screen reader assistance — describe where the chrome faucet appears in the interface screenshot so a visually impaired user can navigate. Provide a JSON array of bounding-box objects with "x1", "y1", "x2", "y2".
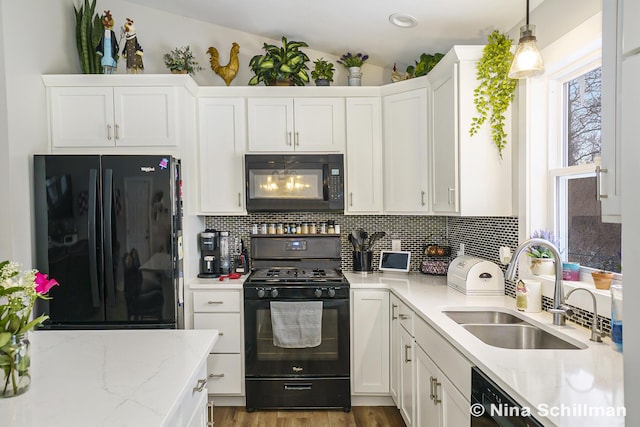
[
  {"x1": 505, "y1": 238, "x2": 571, "y2": 326},
  {"x1": 565, "y1": 288, "x2": 606, "y2": 342}
]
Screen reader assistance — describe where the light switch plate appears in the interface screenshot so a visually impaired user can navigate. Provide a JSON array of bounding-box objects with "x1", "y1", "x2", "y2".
[{"x1": 392, "y1": 239, "x2": 401, "y2": 251}]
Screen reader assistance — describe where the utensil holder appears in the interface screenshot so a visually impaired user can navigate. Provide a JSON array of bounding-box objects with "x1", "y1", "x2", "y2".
[{"x1": 353, "y1": 251, "x2": 373, "y2": 272}]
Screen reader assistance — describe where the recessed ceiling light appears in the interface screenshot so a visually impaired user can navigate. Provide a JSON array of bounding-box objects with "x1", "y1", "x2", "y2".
[{"x1": 389, "y1": 13, "x2": 418, "y2": 28}]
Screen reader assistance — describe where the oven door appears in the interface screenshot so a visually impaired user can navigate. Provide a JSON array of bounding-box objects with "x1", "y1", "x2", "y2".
[{"x1": 244, "y1": 295, "x2": 350, "y2": 377}]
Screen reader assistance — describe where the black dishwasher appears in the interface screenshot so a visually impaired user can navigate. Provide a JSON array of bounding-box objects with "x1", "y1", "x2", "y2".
[{"x1": 471, "y1": 367, "x2": 545, "y2": 426}]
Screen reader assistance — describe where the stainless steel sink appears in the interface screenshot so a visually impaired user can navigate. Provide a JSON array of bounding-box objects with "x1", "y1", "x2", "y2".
[
  {"x1": 462, "y1": 324, "x2": 586, "y2": 350},
  {"x1": 443, "y1": 310, "x2": 527, "y2": 325}
]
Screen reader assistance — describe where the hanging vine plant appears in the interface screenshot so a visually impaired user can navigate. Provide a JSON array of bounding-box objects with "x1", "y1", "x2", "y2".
[{"x1": 469, "y1": 30, "x2": 517, "y2": 158}]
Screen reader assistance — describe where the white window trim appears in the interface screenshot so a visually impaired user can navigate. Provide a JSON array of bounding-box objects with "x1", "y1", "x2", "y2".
[{"x1": 520, "y1": 12, "x2": 620, "y2": 317}]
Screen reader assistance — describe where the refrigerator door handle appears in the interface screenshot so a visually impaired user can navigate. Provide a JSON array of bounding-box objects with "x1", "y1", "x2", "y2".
[
  {"x1": 88, "y1": 169, "x2": 101, "y2": 308},
  {"x1": 103, "y1": 169, "x2": 116, "y2": 306}
]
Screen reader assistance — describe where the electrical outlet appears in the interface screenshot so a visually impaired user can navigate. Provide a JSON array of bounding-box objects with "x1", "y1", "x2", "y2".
[
  {"x1": 392, "y1": 240, "x2": 402, "y2": 251},
  {"x1": 459, "y1": 243, "x2": 465, "y2": 256}
]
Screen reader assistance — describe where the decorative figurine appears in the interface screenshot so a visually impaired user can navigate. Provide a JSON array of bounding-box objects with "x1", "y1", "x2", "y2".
[
  {"x1": 122, "y1": 18, "x2": 144, "y2": 73},
  {"x1": 95, "y1": 10, "x2": 119, "y2": 74},
  {"x1": 207, "y1": 42, "x2": 240, "y2": 86}
]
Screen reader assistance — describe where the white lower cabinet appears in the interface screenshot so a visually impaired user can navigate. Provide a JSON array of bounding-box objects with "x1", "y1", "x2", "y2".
[
  {"x1": 351, "y1": 289, "x2": 390, "y2": 394},
  {"x1": 389, "y1": 294, "x2": 401, "y2": 405},
  {"x1": 192, "y1": 289, "x2": 244, "y2": 397},
  {"x1": 399, "y1": 325, "x2": 415, "y2": 427}
]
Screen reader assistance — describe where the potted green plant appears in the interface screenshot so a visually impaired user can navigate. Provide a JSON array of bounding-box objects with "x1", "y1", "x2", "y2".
[
  {"x1": 469, "y1": 30, "x2": 517, "y2": 158},
  {"x1": 526, "y1": 229, "x2": 560, "y2": 276},
  {"x1": 163, "y1": 46, "x2": 203, "y2": 75},
  {"x1": 406, "y1": 52, "x2": 445, "y2": 78},
  {"x1": 311, "y1": 58, "x2": 335, "y2": 86},
  {"x1": 248, "y1": 36, "x2": 310, "y2": 86}
]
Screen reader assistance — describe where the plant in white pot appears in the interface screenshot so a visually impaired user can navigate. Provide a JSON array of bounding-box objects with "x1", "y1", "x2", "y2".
[{"x1": 527, "y1": 229, "x2": 560, "y2": 276}]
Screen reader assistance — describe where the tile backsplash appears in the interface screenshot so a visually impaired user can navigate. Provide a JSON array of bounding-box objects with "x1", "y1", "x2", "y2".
[{"x1": 203, "y1": 213, "x2": 608, "y2": 333}]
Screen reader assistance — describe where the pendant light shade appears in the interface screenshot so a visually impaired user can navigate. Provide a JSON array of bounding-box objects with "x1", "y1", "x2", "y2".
[{"x1": 508, "y1": 0, "x2": 544, "y2": 79}]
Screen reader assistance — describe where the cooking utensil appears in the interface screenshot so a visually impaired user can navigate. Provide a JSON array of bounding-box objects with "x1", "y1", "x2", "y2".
[
  {"x1": 348, "y1": 234, "x2": 360, "y2": 251},
  {"x1": 366, "y1": 231, "x2": 386, "y2": 251}
]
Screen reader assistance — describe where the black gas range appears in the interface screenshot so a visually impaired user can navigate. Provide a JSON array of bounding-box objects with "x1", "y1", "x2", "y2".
[{"x1": 244, "y1": 235, "x2": 351, "y2": 412}]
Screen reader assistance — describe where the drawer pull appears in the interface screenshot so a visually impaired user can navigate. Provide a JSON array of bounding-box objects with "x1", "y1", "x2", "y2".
[
  {"x1": 193, "y1": 377, "x2": 207, "y2": 393},
  {"x1": 404, "y1": 344, "x2": 412, "y2": 363},
  {"x1": 209, "y1": 373, "x2": 225, "y2": 379},
  {"x1": 207, "y1": 402, "x2": 215, "y2": 427},
  {"x1": 218, "y1": 331, "x2": 224, "y2": 336},
  {"x1": 399, "y1": 314, "x2": 409, "y2": 320},
  {"x1": 433, "y1": 377, "x2": 442, "y2": 404},
  {"x1": 391, "y1": 304, "x2": 398, "y2": 320},
  {"x1": 284, "y1": 383, "x2": 312, "y2": 391},
  {"x1": 429, "y1": 376, "x2": 436, "y2": 401},
  {"x1": 207, "y1": 301, "x2": 224, "y2": 304}
]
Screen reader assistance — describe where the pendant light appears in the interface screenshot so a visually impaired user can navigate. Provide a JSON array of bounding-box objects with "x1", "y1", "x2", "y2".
[{"x1": 508, "y1": 0, "x2": 544, "y2": 79}]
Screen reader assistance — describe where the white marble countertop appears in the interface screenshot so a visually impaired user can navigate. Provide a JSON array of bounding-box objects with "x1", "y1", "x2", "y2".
[
  {"x1": 1, "y1": 329, "x2": 218, "y2": 427},
  {"x1": 345, "y1": 271, "x2": 625, "y2": 427}
]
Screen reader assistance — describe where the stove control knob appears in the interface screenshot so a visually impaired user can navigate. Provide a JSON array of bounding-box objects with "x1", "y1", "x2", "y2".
[
  {"x1": 315, "y1": 288, "x2": 323, "y2": 298},
  {"x1": 257, "y1": 288, "x2": 266, "y2": 298},
  {"x1": 271, "y1": 288, "x2": 279, "y2": 298},
  {"x1": 328, "y1": 288, "x2": 336, "y2": 298}
]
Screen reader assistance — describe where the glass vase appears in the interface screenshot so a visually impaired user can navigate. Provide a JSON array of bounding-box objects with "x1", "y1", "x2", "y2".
[{"x1": 1, "y1": 332, "x2": 31, "y2": 398}]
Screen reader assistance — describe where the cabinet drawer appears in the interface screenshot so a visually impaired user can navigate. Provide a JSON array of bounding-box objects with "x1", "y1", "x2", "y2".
[
  {"x1": 398, "y1": 302, "x2": 414, "y2": 336},
  {"x1": 207, "y1": 353, "x2": 243, "y2": 395},
  {"x1": 414, "y1": 316, "x2": 471, "y2": 400},
  {"x1": 193, "y1": 290, "x2": 241, "y2": 313},
  {"x1": 194, "y1": 313, "x2": 242, "y2": 353}
]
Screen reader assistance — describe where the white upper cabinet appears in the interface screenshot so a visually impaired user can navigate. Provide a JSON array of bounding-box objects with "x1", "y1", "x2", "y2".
[
  {"x1": 198, "y1": 98, "x2": 246, "y2": 214},
  {"x1": 382, "y1": 87, "x2": 430, "y2": 214},
  {"x1": 46, "y1": 81, "x2": 179, "y2": 149},
  {"x1": 345, "y1": 97, "x2": 383, "y2": 214},
  {"x1": 427, "y1": 46, "x2": 512, "y2": 216},
  {"x1": 622, "y1": 0, "x2": 640, "y2": 56},
  {"x1": 601, "y1": 0, "x2": 623, "y2": 223},
  {"x1": 247, "y1": 97, "x2": 345, "y2": 152}
]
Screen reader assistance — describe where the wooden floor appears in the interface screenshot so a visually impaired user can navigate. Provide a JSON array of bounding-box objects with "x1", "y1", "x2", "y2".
[{"x1": 213, "y1": 406, "x2": 406, "y2": 427}]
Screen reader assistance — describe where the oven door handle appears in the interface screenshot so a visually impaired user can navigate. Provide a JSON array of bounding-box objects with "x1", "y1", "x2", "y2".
[{"x1": 284, "y1": 383, "x2": 312, "y2": 391}]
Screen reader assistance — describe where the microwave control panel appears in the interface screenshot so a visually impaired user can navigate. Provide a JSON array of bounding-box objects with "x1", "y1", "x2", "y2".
[{"x1": 329, "y1": 168, "x2": 342, "y2": 201}]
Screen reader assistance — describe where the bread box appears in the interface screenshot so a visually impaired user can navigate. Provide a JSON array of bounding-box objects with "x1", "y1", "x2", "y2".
[{"x1": 447, "y1": 255, "x2": 505, "y2": 295}]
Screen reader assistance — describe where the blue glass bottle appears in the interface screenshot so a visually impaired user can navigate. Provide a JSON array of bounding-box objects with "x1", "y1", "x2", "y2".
[{"x1": 611, "y1": 284, "x2": 623, "y2": 352}]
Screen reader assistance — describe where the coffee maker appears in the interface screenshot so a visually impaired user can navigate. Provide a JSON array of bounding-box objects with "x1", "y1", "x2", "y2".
[{"x1": 198, "y1": 230, "x2": 220, "y2": 278}]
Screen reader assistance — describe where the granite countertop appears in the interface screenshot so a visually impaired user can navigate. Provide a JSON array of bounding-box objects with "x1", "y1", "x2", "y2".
[
  {"x1": 1, "y1": 329, "x2": 218, "y2": 427},
  {"x1": 345, "y1": 271, "x2": 625, "y2": 427}
]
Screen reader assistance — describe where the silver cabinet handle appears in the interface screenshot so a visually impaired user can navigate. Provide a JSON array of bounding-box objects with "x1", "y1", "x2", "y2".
[
  {"x1": 429, "y1": 376, "x2": 436, "y2": 401},
  {"x1": 207, "y1": 402, "x2": 215, "y2": 427},
  {"x1": 218, "y1": 331, "x2": 224, "y2": 336},
  {"x1": 433, "y1": 377, "x2": 442, "y2": 404},
  {"x1": 421, "y1": 191, "x2": 426, "y2": 206},
  {"x1": 193, "y1": 377, "x2": 207, "y2": 393},
  {"x1": 349, "y1": 192, "x2": 353, "y2": 207},
  {"x1": 596, "y1": 165, "x2": 609, "y2": 200},
  {"x1": 448, "y1": 188, "x2": 455, "y2": 205},
  {"x1": 399, "y1": 313, "x2": 409, "y2": 320},
  {"x1": 207, "y1": 301, "x2": 224, "y2": 304},
  {"x1": 391, "y1": 304, "x2": 398, "y2": 320},
  {"x1": 295, "y1": 131, "x2": 300, "y2": 146},
  {"x1": 209, "y1": 373, "x2": 225, "y2": 379},
  {"x1": 404, "y1": 344, "x2": 412, "y2": 363},
  {"x1": 287, "y1": 131, "x2": 292, "y2": 146},
  {"x1": 114, "y1": 124, "x2": 120, "y2": 140},
  {"x1": 107, "y1": 124, "x2": 112, "y2": 141},
  {"x1": 238, "y1": 192, "x2": 242, "y2": 207}
]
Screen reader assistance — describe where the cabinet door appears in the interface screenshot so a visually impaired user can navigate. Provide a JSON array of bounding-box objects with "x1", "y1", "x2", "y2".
[
  {"x1": 622, "y1": 0, "x2": 640, "y2": 55},
  {"x1": 430, "y1": 69, "x2": 459, "y2": 214},
  {"x1": 198, "y1": 98, "x2": 246, "y2": 214},
  {"x1": 193, "y1": 313, "x2": 242, "y2": 353},
  {"x1": 113, "y1": 87, "x2": 177, "y2": 147},
  {"x1": 383, "y1": 89, "x2": 430, "y2": 214},
  {"x1": 293, "y1": 98, "x2": 345, "y2": 152},
  {"x1": 247, "y1": 98, "x2": 294, "y2": 152},
  {"x1": 601, "y1": 0, "x2": 622, "y2": 223},
  {"x1": 185, "y1": 391, "x2": 209, "y2": 427},
  {"x1": 389, "y1": 294, "x2": 401, "y2": 406},
  {"x1": 49, "y1": 86, "x2": 115, "y2": 148},
  {"x1": 399, "y1": 326, "x2": 415, "y2": 427},
  {"x1": 440, "y1": 376, "x2": 470, "y2": 427},
  {"x1": 345, "y1": 97, "x2": 383, "y2": 214},
  {"x1": 351, "y1": 290, "x2": 390, "y2": 394},
  {"x1": 415, "y1": 345, "x2": 441, "y2": 427}
]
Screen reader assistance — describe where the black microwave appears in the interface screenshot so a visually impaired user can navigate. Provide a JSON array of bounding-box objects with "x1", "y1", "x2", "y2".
[{"x1": 244, "y1": 154, "x2": 344, "y2": 212}]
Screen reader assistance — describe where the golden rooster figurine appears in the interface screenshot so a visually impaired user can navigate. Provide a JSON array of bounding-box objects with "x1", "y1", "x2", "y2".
[{"x1": 207, "y1": 42, "x2": 240, "y2": 86}]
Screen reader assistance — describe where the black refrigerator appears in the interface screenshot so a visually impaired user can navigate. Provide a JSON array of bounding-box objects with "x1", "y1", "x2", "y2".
[{"x1": 33, "y1": 155, "x2": 184, "y2": 329}]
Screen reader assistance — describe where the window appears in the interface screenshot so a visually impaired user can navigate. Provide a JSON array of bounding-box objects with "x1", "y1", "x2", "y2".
[{"x1": 550, "y1": 66, "x2": 622, "y2": 273}]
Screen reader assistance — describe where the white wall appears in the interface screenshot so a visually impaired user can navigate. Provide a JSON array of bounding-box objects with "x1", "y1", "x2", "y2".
[{"x1": 0, "y1": 2, "x2": 12, "y2": 261}]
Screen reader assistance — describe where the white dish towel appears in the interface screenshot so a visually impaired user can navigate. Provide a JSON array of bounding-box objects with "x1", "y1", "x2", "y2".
[{"x1": 270, "y1": 301, "x2": 323, "y2": 348}]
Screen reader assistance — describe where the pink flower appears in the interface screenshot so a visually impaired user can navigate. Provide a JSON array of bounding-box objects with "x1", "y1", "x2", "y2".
[{"x1": 34, "y1": 272, "x2": 59, "y2": 294}]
